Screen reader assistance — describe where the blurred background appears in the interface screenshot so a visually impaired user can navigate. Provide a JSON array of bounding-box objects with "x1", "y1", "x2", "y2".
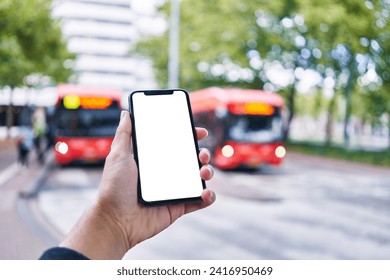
[{"x1": 0, "y1": 0, "x2": 389, "y2": 260}]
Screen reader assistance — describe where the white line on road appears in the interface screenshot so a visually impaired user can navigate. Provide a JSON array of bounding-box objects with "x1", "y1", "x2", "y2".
[{"x1": 0, "y1": 163, "x2": 19, "y2": 187}]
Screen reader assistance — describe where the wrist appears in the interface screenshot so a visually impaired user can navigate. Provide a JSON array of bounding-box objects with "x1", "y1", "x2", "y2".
[{"x1": 60, "y1": 202, "x2": 129, "y2": 259}]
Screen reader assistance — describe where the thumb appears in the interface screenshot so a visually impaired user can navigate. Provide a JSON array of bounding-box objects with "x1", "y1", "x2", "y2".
[{"x1": 111, "y1": 110, "x2": 132, "y2": 154}]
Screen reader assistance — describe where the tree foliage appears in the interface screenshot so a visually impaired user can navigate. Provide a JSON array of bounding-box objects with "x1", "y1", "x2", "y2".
[
  {"x1": 135, "y1": 0, "x2": 390, "y2": 146},
  {"x1": 0, "y1": 0, "x2": 74, "y2": 88}
]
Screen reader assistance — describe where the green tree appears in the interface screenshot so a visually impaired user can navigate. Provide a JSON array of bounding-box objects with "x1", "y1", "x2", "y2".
[
  {"x1": 135, "y1": 0, "x2": 390, "y2": 147},
  {"x1": 250, "y1": 10, "x2": 322, "y2": 139},
  {"x1": 135, "y1": 0, "x2": 315, "y2": 139},
  {"x1": 297, "y1": 0, "x2": 380, "y2": 146},
  {"x1": 368, "y1": 0, "x2": 390, "y2": 149},
  {"x1": 136, "y1": 0, "x2": 261, "y2": 90},
  {"x1": 0, "y1": 0, "x2": 73, "y2": 86},
  {"x1": 0, "y1": 0, "x2": 74, "y2": 134}
]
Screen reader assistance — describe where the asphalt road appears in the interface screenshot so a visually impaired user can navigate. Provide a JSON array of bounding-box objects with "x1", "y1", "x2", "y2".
[{"x1": 32, "y1": 152, "x2": 390, "y2": 260}]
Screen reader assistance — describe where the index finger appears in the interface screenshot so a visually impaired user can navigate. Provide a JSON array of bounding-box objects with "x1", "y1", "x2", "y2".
[
  {"x1": 111, "y1": 110, "x2": 132, "y2": 154},
  {"x1": 195, "y1": 127, "x2": 208, "y2": 141}
]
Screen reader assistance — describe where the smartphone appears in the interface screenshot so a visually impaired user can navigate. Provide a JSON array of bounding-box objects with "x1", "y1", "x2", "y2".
[{"x1": 129, "y1": 89, "x2": 206, "y2": 206}]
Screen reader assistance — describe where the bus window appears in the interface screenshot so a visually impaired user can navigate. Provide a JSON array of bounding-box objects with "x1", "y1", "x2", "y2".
[
  {"x1": 226, "y1": 108, "x2": 283, "y2": 143},
  {"x1": 55, "y1": 101, "x2": 120, "y2": 137}
]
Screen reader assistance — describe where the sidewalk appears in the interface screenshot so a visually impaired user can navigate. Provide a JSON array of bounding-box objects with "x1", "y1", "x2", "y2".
[
  {"x1": 0, "y1": 125, "x2": 23, "y2": 177},
  {"x1": 0, "y1": 133, "x2": 50, "y2": 191},
  {"x1": 0, "y1": 139, "x2": 57, "y2": 259},
  {"x1": 0, "y1": 139, "x2": 20, "y2": 188},
  {"x1": 0, "y1": 138, "x2": 17, "y2": 167}
]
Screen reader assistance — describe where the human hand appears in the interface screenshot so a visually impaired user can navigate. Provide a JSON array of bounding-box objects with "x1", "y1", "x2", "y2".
[{"x1": 60, "y1": 110, "x2": 216, "y2": 259}]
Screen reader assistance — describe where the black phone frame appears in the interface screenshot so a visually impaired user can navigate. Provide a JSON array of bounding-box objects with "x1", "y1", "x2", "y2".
[{"x1": 128, "y1": 89, "x2": 206, "y2": 206}]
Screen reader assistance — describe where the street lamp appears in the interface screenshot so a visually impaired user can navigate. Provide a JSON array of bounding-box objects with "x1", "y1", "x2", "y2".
[{"x1": 168, "y1": 0, "x2": 180, "y2": 88}]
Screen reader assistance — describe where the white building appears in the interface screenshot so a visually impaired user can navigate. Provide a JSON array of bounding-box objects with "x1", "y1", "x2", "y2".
[
  {"x1": 1, "y1": 0, "x2": 167, "y2": 130},
  {"x1": 52, "y1": 0, "x2": 166, "y2": 92}
]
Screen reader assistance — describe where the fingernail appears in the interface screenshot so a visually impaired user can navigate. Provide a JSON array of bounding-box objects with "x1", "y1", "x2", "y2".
[
  {"x1": 119, "y1": 110, "x2": 126, "y2": 125},
  {"x1": 208, "y1": 165, "x2": 214, "y2": 178}
]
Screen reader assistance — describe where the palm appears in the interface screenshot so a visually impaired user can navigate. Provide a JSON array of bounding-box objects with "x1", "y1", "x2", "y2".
[
  {"x1": 128, "y1": 158, "x2": 195, "y2": 244},
  {"x1": 98, "y1": 113, "x2": 214, "y2": 250}
]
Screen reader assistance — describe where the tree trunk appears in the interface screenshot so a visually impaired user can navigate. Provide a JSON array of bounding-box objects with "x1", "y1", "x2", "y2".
[
  {"x1": 325, "y1": 92, "x2": 337, "y2": 147},
  {"x1": 343, "y1": 72, "x2": 355, "y2": 148},
  {"x1": 6, "y1": 87, "x2": 15, "y2": 139},
  {"x1": 388, "y1": 120, "x2": 390, "y2": 151},
  {"x1": 343, "y1": 87, "x2": 351, "y2": 146},
  {"x1": 283, "y1": 86, "x2": 296, "y2": 141}
]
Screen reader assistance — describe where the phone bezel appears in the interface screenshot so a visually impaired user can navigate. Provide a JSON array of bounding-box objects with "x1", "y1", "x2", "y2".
[{"x1": 129, "y1": 89, "x2": 206, "y2": 206}]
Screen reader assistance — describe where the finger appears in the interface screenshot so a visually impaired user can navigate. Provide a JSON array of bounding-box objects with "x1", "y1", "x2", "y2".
[
  {"x1": 198, "y1": 148, "x2": 211, "y2": 165},
  {"x1": 184, "y1": 189, "x2": 216, "y2": 215},
  {"x1": 195, "y1": 127, "x2": 208, "y2": 141},
  {"x1": 111, "y1": 110, "x2": 132, "y2": 154},
  {"x1": 200, "y1": 164, "x2": 214, "y2": 181}
]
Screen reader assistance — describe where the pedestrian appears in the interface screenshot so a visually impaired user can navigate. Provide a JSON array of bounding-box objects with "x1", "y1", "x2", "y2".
[
  {"x1": 39, "y1": 110, "x2": 216, "y2": 260},
  {"x1": 16, "y1": 127, "x2": 34, "y2": 167},
  {"x1": 44, "y1": 108, "x2": 55, "y2": 152},
  {"x1": 32, "y1": 108, "x2": 47, "y2": 164}
]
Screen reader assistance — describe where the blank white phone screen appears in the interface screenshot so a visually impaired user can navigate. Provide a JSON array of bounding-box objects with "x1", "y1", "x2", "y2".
[{"x1": 131, "y1": 90, "x2": 204, "y2": 203}]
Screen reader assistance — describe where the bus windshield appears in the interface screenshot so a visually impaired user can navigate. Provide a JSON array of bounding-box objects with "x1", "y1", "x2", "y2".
[
  {"x1": 55, "y1": 102, "x2": 120, "y2": 137},
  {"x1": 226, "y1": 113, "x2": 283, "y2": 143}
]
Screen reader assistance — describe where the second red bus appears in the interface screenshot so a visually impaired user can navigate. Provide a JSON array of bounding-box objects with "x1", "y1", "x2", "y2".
[{"x1": 190, "y1": 87, "x2": 286, "y2": 170}]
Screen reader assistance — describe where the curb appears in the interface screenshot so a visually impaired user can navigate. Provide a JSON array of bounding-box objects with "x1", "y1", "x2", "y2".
[
  {"x1": 18, "y1": 152, "x2": 54, "y2": 199},
  {"x1": 16, "y1": 151, "x2": 64, "y2": 246}
]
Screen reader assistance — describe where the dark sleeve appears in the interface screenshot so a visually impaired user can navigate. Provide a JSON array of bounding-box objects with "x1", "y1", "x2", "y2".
[{"x1": 39, "y1": 247, "x2": 90, "y2": 260}]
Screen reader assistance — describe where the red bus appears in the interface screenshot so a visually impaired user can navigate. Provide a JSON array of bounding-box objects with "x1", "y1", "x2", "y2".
[
  {"x1": 53, "y1": 84, "x2": 123, "y2": 165},
  {"x1": 190, "y1": 87, "x2": 286, "y2": 170}
]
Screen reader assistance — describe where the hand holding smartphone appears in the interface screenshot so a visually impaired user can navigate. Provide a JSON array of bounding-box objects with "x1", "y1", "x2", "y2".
[{"x1": 129, "y1": 89, "x2": 206, "y2": 206}]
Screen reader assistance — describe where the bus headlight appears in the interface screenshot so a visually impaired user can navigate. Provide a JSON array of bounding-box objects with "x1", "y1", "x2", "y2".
[
  {"x1": 55, "y1": 142, "x2": 69, "y2": 155},
  {"x1": 222, "y1": 145, "x2": 234, "y2": 158},
  {"x1": 275, "y1": 146, "x2": 286, "y2": 159}
]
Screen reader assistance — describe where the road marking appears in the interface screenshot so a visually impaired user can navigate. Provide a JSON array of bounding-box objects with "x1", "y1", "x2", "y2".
[{"x1": 0, "y1": 163, "x2": 19, "y2": 187}]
